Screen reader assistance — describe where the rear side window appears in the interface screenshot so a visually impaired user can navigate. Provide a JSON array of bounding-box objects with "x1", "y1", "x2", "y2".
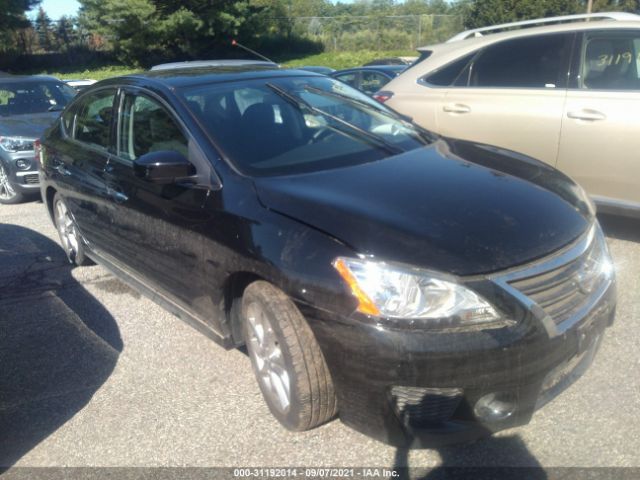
[
  {"x1": 74, "y1": 90, "x2": 117, "y2": 150},
  {"x1": 470, "y1": 34, "x2": 572, "y2": 88},
  {"x1": 581, "y1": 31, "x2": 640, "y2": 90},
  {"x1": 334, "y1": 72, "x2": 358, "y2": 89},
  {"x1": 360, "y1": 71, "x2": 390, "y2": 95},
  {"x1": 423, "y1": 53, "x2": 475, "y2": 86}
]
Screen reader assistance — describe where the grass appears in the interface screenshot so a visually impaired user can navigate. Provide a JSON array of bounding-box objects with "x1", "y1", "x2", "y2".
[{"x1": 35, "y1": 50, "x2": 417, "y2": 81}]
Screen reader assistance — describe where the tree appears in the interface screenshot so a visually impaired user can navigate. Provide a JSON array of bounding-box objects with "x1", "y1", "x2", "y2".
[
  {"x1": 55, "y1": 15, "x2": 76, "y2": 51},
  {"x1": 590, "y1": 0, "x2": 640, "y2": 11},
  {"x1": 0, "y1": 0, "x2": 41, "y2": 53},
  {"x1": 34, "y1": 6, "x2": 54, "y2": 51}
]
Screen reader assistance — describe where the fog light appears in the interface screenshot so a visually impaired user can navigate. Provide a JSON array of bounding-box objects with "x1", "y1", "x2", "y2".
[
  {"x1": 16, "y1": 158, "x2": 31, "y2": 170},
  {"x1": 474, "y1": 392, "x2": 516, "y2": 422}
]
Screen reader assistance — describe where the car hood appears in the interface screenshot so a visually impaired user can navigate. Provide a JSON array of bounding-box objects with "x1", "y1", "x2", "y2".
[
  {"x1": 253, "y1": 139, "x2": 593, "y2": 276},
  {"x1": 0, "y1": 112, "x2": 60, "y2": 139}
]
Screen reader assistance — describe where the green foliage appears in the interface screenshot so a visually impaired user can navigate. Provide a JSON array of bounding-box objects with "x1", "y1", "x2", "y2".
[
  {"x1": 34, "y1": 6, "x2": 54, "y2": 51},
  {"x1": 462, "y1": 0, "x2": 585, "y2": 29}
]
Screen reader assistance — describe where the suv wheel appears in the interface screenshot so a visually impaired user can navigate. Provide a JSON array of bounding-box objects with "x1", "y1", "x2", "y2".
[
  {"x1": 0, "y1": 162, "x2": 24, "y2": 204},
  {"x1": 53, "y1": 193, "x2": 91, "y2": 266},
  {"x1": 242, "y1": 281, "x2": 338, "y2": 431}
]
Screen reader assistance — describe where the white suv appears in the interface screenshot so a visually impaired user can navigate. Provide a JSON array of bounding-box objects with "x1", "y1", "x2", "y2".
[{"x1": 380, "y1": 13, "x2": 640, "y2": 217}]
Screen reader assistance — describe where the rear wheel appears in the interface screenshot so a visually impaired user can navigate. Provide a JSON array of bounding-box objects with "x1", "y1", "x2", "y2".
[
  {"x1": 0, "y1": 162, "x2": 24, "y2": 205},
  {"x1": 53, "y1": 193, "x2": 91, "y2": 266},
  {"x1": 242, "y1": 281, "x2": 338, "y2": 431}
]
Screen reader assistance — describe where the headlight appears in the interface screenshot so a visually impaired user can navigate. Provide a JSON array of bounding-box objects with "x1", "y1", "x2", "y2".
[
  {"x1": 0, "y1": 136, "x2": 35, "y2": 153},
  {"x1": 333, "y1": 257, "x2": 500, "y2": 327},
  {"x1": 15, "y1": 158, "x2": 31, "y2": 170}
]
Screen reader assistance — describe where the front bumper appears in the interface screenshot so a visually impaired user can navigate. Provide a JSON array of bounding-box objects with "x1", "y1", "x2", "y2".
[
  {"x1": 300, "y1": 279, "x2": 614, "y2": 447},
  {"x1": 1, "y1": 153, "x2": 40, "y2": 193},
  {"x1": 298, "y1": 225, "x2": 616, "y2": 447}
]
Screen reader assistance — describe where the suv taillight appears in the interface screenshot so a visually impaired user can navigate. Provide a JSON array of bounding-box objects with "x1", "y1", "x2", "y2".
[{"x1": 373, "y1": 91, "x2": 394, "y2": 103}]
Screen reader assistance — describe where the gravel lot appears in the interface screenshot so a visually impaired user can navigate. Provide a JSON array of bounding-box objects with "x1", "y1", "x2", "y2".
[{"x1": 1, "y1": 200, "x2": 639, "y2": 472}]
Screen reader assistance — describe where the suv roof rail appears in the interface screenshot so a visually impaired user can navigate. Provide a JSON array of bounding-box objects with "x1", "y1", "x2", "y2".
[{"x1": 447, "y1": 12, "x2": 640, "y2": 42}]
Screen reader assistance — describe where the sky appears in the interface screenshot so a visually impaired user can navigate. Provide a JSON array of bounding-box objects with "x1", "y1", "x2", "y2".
[{"x1": 30, "y1": 0, "x2": 80, "y2": 20}]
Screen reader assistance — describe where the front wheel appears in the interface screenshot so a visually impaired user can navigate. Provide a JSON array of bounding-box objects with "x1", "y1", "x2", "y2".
[
  {"x1": 53, "y1": 193, "x2": 92, "y2": 266},
  {"x1": 242, "y1": 281, "x2": 338, "y2": 431},
  {"x1": 0, "y1": 162, "x2": 24, "y2": 205}
]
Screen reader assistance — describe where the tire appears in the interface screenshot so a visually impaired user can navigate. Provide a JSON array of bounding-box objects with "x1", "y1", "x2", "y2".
[
  {"x1": 53, "y1": 193, "x2": 92, "y2": 266},
  {"x1": 0, "y1": 162, "x2": 25, "y2": 205},
  {"x1": 242, "y1": 280, "x2": 338, "y2": 431}
]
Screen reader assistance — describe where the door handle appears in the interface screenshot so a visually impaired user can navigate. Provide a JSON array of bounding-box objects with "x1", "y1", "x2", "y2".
[
  {"x1": 54, "y1": 163, "x2": 71, "y2": 176},
  {"x1": 106, "y1": 186, "x2": 128, "y2": 204},
  {"x1": 567, "y1": 109, "x2": 606, "y2": 121},
  {"x1": 443, "y1": 103, "x2": 471, "y2": 114}
]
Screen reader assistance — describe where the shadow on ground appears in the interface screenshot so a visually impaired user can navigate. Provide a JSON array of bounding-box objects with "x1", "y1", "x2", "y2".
[
  {"x1": 0, "y1": 224, "x2": 122, "y2": 468},
  {"x1": 598, "y1": 213, "x2": 640, "y2": 242},
  {"x1": 394, "y1": 434, "x2": 546, "y2": 479}
]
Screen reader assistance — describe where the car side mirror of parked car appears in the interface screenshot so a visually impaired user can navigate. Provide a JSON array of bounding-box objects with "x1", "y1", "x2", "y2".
[{"x1": 133, "y1": 151, "x2": 196, "y2": 185}]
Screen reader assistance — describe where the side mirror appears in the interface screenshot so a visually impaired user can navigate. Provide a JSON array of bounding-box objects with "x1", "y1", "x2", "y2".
[{"x1": 133, "y1": 150, "x2": 196, "y2": 184}]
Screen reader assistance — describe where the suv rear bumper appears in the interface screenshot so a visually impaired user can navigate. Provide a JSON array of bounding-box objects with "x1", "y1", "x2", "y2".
[{"x1": 299, "y1": 277, "x2": 615, "y2": 447}]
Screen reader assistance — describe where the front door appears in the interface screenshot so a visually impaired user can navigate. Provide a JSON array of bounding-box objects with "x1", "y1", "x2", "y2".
[
  {"x1": 437, "y1": 33, "x2": 573, "y2": 166},
  {"x1": 101, "y1": 89, "x2": 219, "y2": 328}
]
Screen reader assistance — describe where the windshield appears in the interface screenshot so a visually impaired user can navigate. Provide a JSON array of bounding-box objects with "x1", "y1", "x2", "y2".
[
  {"x1": 180, "y1": 76, "x2": 432, "y2": 177},
  {"x1": 0, "y1": 81, "x2": 76, "y2": 117}
]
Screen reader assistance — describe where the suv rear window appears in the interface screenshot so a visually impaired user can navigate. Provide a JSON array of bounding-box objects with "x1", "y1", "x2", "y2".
[
  {"x1": 423, "y1": 53, "x2": 475, "y2": 86},
  {"x1": 582, "y1": 31, "x2": 640, "y2": 90}
]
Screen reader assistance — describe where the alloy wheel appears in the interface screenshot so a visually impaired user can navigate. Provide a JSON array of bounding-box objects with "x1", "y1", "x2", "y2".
[
  {"x1": 0, "y1": 164, "x2": 16, "y2": 201},
  {"x1": 55, "y1": 199, "x2": 80, "y2": 262},
  {"x1": 245, "y1": 301, "x2": 291, "y2": 414}
]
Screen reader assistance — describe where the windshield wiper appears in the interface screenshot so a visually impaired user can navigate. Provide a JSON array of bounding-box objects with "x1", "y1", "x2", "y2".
[
  {"x1": 265, "y1": 83, "x2": 403, "y2": 155},
  {"x1": 304, "y1": 85, "x2": 437, "y2": 144}
]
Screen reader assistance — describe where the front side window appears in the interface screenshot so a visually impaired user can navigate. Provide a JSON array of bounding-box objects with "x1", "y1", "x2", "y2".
[
  {"x1": 0, "y1": 81, "x2": 76, "y2": 116},
  {"x1": 74, "y1": 90, "x2": 116, "y2": 150},
  {"x1": 118, "y1": 94, "x2": 188, "y2": 161},
  {"x1": 470, "y1": 34, "x2": 572, "y2": 89},
  {"x1": 181, "y1": 76, "x2": 432, "y2": 177},
  {"x1": 581, "y1": 31, "x2": 640, "y2": 90}
]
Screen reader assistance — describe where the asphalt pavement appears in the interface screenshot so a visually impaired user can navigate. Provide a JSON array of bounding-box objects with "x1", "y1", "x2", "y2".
[{"x1": 1, "y1": 200, "x2": 639, "y2": 472}]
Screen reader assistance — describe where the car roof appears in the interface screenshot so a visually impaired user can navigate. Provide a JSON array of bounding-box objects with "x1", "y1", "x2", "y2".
[
  {"x1": 150, "y1": 59, "x2": 279, "y2": 71},
  {"x1": 97, "y1": 65, "x2": 322, "y2": 89},
  {"x1": 419, "y1": 19, "x2": 640, "y2": 54},
  {"x1": 332, "y1": 65, "x2": 406, "y2": 75},
  {"x1": 0, "y1": 74, "x2": 62, "y2": 84}
]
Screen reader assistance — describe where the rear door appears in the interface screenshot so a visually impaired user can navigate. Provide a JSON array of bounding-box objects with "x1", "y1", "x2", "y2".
[
  {"x1": 557, "y1": 29, "x2": 640, "y2": 208},
  {"x1": 48, "y1": 88, "x2": 118, "y2": 249},
  {"x1": 436, "y1": 33, "x2": 574, "y2": 166}
]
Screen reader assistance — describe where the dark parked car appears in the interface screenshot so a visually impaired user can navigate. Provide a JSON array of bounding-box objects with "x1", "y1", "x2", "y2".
[
  {"x1": 330, "y1": 65, "x2": 406, "y2": 96},
  {"x1": 364, "y1": 56, "x2": 417, "y2": 66},
  {"x1": 40, "y1": 66, "x2": 616, "y2": 447},
  {"x1": 0, "y1": 75, "x2": 76, "y2": 204}
]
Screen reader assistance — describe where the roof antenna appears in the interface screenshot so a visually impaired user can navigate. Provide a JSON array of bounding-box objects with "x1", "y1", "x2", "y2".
[{"x1": 231, "y1": 39, "x2": 276, "y2": 64}]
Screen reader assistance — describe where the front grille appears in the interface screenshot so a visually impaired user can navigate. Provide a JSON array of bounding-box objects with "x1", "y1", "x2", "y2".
[
  {"x1": 509, "y1": 230, "x2": 608, "y2": 325},
  {"x1": 390, "y1": 386, "x2": 462, "y2": 427},
  {"x1": 23, "y1": 173, "x2": 39, "y2": 185}
]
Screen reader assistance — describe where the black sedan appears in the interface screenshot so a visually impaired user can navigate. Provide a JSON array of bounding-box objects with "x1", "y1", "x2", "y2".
[
  {"x1": 39, "y1": 66, "x2": 616, "y2": 447},
  {"x1": 330, "y1": 65, "x2": 406, "y2": 96},
  {"x1": 0, "y1": 75, "x2": 76, "y2": 204}
]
